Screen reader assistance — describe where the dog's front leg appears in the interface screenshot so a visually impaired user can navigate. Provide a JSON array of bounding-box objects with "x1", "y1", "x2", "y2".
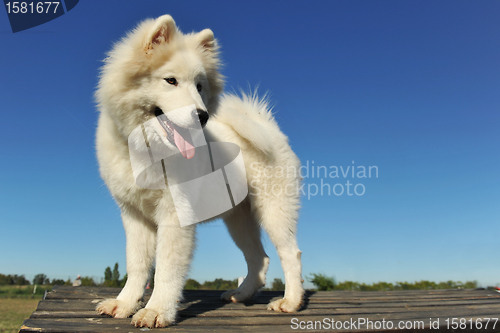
[
  {"x1": 132, "y1": 221, "x2": 196, "y2": 328},
  {"x1": 97, "y1": 209, "x2": 156, "y2": 318}
]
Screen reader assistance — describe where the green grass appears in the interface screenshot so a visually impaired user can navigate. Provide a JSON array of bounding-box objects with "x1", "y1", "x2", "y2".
[
  {"x1": 0, "y1": 298, "x2": 41, "y2": 333},
  {"x1": 0, "y1": 285, "x2": 51, "y2": 298},
  {"x1": 0, "y1": 286, "x2": 48, "y2": 333}
]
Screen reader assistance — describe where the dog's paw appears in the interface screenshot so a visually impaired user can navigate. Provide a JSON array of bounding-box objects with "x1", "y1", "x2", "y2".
[
  {"x1": 267, "y1": 298, "x2": 302, "y2": 313},
  {"x1": 96, "y1": 299, "x2": 139, "y2": 318},
  {"x1": 131, "y1": 308, "x2": 175, "y2": 328},
  {"x1": 221, "y1": 288, "x2": 255, "y2": 303}
]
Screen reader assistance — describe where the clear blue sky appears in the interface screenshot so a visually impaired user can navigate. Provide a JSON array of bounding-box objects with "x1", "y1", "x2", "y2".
[{"x1": 0, "y1": 1, "x2": 499, "y2": 288}]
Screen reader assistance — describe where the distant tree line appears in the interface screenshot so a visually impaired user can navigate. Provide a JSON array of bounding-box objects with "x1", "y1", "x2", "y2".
[
  {"x1": 184, "y1": 278, "x2": 286, "y2": 291},
  {"x1": 0, "y1": 274, "x2": 31, "y2": 285},
  {"x1": 184, "y1": 278, "x2": 238, "y2": 290},
  {"x1": 308, "y1": 273, "x2": 478, "y2": 291},
  {"x1": 0, "y1": 270, "x2": 480, "y2": 292},
  {"x1": 0, "y1": 273, "x2": 70, "y2": 286},
  {"x1": 0, "y1": 274, "x2": 107, "y2": 287},
  {"x1": 102, "y1": 263, "x2": 127, "y2": 288},
  {"x1": 263, "y1": 278, "x2": 286, "y2": 291},
  {"x1": 63, "y1": 263, "x2": 129, "y2": 287}
]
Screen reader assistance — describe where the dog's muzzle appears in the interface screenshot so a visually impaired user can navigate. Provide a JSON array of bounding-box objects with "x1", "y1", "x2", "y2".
[
  {"x1": 154, "y1": 107, "x2": 209, "y2": 129},
  {"x1": 153, "y1": 106, "x2": 209, "y2": 160}
]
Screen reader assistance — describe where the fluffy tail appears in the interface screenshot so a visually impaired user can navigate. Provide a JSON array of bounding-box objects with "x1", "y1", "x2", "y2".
[{"x1": 215, "y1": 92, "x2": 284, "y2": 158}]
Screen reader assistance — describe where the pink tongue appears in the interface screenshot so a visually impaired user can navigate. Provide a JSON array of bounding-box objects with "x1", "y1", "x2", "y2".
[{"x1": 173, "y1": 128, "x2": 195, "y2": 159}]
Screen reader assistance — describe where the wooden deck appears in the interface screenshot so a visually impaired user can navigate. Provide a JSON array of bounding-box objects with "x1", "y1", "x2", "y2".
[{"x1": 20, "y1": 285, "x2": 500, "y2": 332}]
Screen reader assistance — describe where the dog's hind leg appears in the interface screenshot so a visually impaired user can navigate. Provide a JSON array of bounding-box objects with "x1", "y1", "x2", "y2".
[
  {"x1": 221, "y1": 199, "x2": 269, "y2": 302},
  {"x1": 96, "y1": 207, "x2": 156, "y2": 318},
  {"x1": 258, "y1": 198, "x2": 304, "y2": 312}
]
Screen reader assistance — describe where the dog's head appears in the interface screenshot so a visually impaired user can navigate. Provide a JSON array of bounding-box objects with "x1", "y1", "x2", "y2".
[{"x1": 97, "y1": 15, "x2": 224, "y2": 156}]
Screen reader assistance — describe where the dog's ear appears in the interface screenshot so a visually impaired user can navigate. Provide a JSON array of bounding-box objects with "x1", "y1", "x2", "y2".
[
  {"x1": 197, "y1": 29, "x2": 215, "y2": 51},
  {"x1": 147, "y1": 15, "x2": 177, "y2": 47}
]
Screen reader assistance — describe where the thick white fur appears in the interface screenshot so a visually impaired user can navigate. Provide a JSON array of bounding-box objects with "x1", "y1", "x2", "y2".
[{"x1": 95, "y1": 15, "x2": 304, "y2": 328}]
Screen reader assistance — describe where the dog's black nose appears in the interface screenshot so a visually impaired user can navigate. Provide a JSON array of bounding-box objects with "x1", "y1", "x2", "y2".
[{"x1": 197, "y1": 109, "x2": 209, "y2": 128}]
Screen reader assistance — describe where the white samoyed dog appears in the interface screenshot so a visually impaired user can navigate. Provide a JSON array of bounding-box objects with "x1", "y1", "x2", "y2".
[{"x1": 95, "y1": 15, "x2": 304, "y2": 328}]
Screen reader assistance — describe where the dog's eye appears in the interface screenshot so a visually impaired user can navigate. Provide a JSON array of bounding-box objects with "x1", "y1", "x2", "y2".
[
  {"x1": 165, "y1": 77, "x2": 177, "y2": 86},
  {"x1": 196, "y1": 83, "x2": 202, "y2": 92}
]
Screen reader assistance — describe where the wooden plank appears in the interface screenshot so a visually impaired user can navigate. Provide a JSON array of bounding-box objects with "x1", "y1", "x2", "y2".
[
  {"x1": 44, "y1": 293, "x2": 500, "y2": 304},
  {"x1": 45, "y1": 290, "x2": 500, "y2": 306},
  {"x1": 21, "y1": 313, "x2": 500, "y2": 333},
  {"x1": 48, "y1": 285, "x2": 496, "y2": 297},
  {"x1": 32, "y1": 302, "x2": 500, "y2": 317},
  {"x1": 20, "y1": 287, "x2": 500, "y2": 333},
  {"x1": 30, "y1": 300, "x2": 500, "y2": 319},
  {"x1": 20, "y1": 321, "x2": 301, "y2": 333},
  {"x1": 35, "y1": 294, "x2": 500, "y2": 312},
  {"x1": 48, "y1": 285, "x2": 495, "y2": 296}
]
